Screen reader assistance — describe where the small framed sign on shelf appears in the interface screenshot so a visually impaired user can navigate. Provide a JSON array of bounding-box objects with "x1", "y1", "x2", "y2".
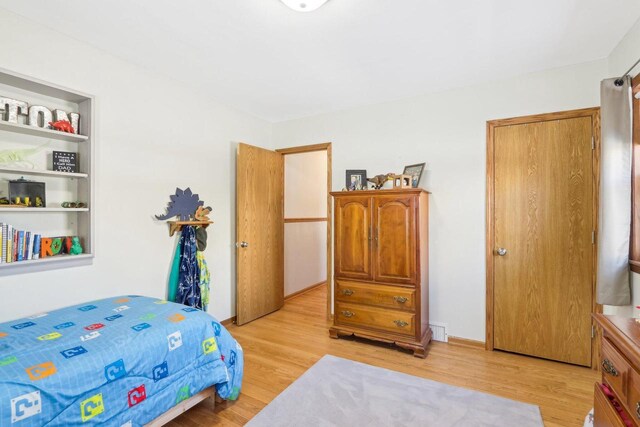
[{"x1": 52, "y1": 151, "x2": 78, "y2": 173}]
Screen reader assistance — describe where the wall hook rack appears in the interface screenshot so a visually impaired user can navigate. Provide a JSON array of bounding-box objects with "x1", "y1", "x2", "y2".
[{"x1": 167, "y1": 220, "x2": 213, "y2": 237}]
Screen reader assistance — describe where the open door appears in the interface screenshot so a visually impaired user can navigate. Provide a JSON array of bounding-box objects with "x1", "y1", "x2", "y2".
[{"x1": 236, "y1": 143, "x2": 284, "y2": 325}]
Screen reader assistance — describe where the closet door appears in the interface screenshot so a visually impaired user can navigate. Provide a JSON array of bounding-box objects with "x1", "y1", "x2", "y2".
[
  {"x1": 491, "y1": 115, "x2": 594, "y2": 366},
  {"x1": 373, "y1": 195, "x2": 417, "y2": 285},
  {"x1": 334, "y1": 196, "x2": 372, "y2": 281}
]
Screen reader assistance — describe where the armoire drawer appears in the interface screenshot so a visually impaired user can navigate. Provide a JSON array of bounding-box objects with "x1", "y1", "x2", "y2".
[
  {"x1": 336, "y1": 280, "x2": 415, "y2": 311},
  {"x1": 335, "y1": 302, "x2": 415, "y2": 336}
]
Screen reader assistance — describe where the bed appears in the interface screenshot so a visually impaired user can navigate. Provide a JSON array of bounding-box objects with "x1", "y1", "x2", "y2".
[{"x1": 0, "y1": 295, "x2": 243, "y2": 426}]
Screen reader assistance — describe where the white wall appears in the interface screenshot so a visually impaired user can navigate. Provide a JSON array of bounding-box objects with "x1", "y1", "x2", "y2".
[
  {"x1": 0, "y1": 9, "x2": 272, "y2": 322},
  {"x1": 284, "y1": 151, "x2": 327, "y2": 296},
  {"x1": 273, "y1": 59, "x2": 608, "y2": 341}
]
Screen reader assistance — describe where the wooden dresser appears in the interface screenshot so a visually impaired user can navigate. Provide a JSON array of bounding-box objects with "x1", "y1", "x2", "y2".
[
  {"x1": 329, "y1": 188, "x2": 431, "y2": 357},
  {"x1": 593, "y1": 314, "x2": 640, "y2": 426}
]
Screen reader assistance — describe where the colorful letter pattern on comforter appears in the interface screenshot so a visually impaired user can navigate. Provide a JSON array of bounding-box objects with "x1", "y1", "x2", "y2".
[{"x1": 0, "y1": 296, "x2": 243, "y2": 426}]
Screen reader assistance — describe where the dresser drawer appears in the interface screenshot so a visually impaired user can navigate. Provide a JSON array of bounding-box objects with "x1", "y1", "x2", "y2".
[
  {"x1": 335, "y1": 280, "x2": 415, "y2": 311},
  {"x1": 594, "y1": 382, "x2": 630, "y2": 427},
  {"x1": 625, "y1": 363, "x2": 640, "y2": 423},
  {"x1": 602, "y1": 338, "x2": 631, "y2": 403},
  {"x1": 335, "y1": 302, "x2": 415, "y2": 336}
]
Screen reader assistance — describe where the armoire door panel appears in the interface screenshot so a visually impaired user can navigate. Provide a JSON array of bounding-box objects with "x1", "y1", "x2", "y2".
[
  {"x1": 334, "y1": 196, "x2": 372, "y2": 280},
  {"x1": 373, "y1": 196, "x2": 417, "y2": 284}
]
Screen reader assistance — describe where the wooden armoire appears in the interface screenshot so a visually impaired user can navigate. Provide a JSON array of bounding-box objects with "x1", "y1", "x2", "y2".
[{"x1": 329, "y1": 188, "x2": 431, "y2": 357}]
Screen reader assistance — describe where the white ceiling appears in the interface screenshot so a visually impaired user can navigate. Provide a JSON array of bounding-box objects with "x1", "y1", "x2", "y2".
[{"x1": 1, "y1": 0, "x2": 639, "y2": 122}]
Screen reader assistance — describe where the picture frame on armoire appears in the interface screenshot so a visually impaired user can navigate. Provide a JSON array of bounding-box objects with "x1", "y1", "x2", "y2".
[
  {"x1": 345, "y1": 170, "x2": 367, "y2": 190},
  {"x1": 403, "y1": 163, "x2": 425, "y2": 188}
]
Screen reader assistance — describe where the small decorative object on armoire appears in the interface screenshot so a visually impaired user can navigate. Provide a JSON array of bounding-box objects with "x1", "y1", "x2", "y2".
[
  {"x1": 391, "y1": 174, "x2": 412, "y2": 189},
  {"x1": 367, "y1": 173, "x2": 393, "y2": 189},
  {"x1": 330, "y1": 188, "x2": 431, "y2": 357},
  {"x1": 403, "y1": 163, "x2": 426, "y2": 188}
]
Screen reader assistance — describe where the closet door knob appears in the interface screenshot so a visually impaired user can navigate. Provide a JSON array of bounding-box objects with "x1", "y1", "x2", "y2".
[
  {"x1": 237, "y1": 241, "x2": 249, "y2": 248},
  {"x1": 496, "y1": 247, "x2": 507, "y2": 256}
]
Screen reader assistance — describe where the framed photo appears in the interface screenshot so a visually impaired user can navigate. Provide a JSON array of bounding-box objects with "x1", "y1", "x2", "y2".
[
  {"x1": 403, "y1": 163, "x2": 426, "y2": 188},
  {"x1": 345, "y1": 170, "x2": 367, "y2": 190}
]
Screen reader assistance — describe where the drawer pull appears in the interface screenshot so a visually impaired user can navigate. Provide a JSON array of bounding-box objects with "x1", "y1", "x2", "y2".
[
  {"x1": 393, "y1": 296, "x2": 408, "y2": 304},
  {"x1": 394, "y1": 320, "x2": 409, "y2": 328},
  {"x1": 341, "y1": 289, "x2": 354, "y2": 296},
  {"x1": 636, "y1": 402, "x2": 640, "y2": 419},
  {"x1": 341, "y1": 310, "x2": 355, "y2": 318},
  {"x1": 602, "y1": 359, "x2": 619, "y2": 377}
]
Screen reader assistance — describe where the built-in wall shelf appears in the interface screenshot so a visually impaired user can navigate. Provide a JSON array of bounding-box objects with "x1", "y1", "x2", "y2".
[
  {"x1": 0, "y1": 166, "x2": 88, "y2": 179},
  {"x1": 0, "y1": 253, "x2": 93, "y2": 270},
  {"x1": 0, "y1": 207, "x2": 89, "y2": 212},
  {"x1": 0, "y1": 67, "x2": 95, "y2": 275},
  {"x1": 0, "y1": 120, "x2": 88, "y2": 142}
]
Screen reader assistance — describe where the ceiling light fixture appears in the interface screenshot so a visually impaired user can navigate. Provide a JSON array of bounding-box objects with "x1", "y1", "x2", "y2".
[{"x1": 280, "y1": 0, "x2": 330, "y2": 13}]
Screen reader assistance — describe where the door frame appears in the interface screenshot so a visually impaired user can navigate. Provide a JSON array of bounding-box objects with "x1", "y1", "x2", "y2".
[
  {"x1": 485, "y1": 107, "x2": 602, "y2": 368},
  {"x1": 276, "y1": 143, "x2": 333, "y2": 319}
]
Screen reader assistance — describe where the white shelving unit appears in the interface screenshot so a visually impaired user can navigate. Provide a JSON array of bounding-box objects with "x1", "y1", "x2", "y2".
[
  {"x1": 0, "y1": 207, "x2": 89, "y2": 213},
  {"x1": 0, "y1": 165, "x2": 88, "y2": 179},
  {"x1": 0, "y1": 120, "x2": 88, "y2": 143},
  {"x1": 0, "y1": 67, "x2": 95, "y2": 273}
]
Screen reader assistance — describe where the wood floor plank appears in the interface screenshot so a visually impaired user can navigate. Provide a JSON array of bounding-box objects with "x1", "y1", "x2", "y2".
[{"x1": 167, "y1": 286, "x2": 597, "y2": 426}]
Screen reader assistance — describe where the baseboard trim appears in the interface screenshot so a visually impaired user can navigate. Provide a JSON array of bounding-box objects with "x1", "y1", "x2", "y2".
[
  {"x1": 447, "y1": 336, "x2": 485, "y2": 350},
  {"x1": 221, "y1": 316, "x2": 236, "y2": 327},
  {"x1": 285, "y1": 281, "x2": 326, "y2": 301}
]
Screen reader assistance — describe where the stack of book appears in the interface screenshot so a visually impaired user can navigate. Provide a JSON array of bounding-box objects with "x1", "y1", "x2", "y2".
[{"x1": 1, "y1": 223, "x2": 42, "y2": 263}]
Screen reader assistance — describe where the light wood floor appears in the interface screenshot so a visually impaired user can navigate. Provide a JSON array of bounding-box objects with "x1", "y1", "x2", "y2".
[{"x1": 169, "y1": 286, "x2": 598, "y2": 426}]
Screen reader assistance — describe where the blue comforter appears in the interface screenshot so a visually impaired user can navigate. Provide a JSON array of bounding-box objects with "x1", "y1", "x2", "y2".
[{"x1": 0, "y1": 296, "x2": 243, "y2": 426}]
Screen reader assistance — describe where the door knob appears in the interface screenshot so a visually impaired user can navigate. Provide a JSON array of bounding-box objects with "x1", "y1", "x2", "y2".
[
  {"x1": 496, "y1": 248, "x2": 507, "y2": 256},
  {"x1": 238, "y1": 241, "x2": 249, "y2": 248}
]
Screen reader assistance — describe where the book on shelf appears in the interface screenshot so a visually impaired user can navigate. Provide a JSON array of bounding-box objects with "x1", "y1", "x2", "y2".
[{"x1": 0, "y1": 223, "x2": 43, "y2": 264}]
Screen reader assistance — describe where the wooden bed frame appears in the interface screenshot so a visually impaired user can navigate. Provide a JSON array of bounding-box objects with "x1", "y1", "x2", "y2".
[{"x1": 145, "y1": 387, "x2": 219, "y2": 426}]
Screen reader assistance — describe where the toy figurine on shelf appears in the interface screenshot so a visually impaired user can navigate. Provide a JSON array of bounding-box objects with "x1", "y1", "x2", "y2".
[
  {"x1": 69, "y1": 237, "x2": 83, "y2": 255},
  {"x1": 48, "y1": 120, "x2": 75, "y2": 134},
  {"x1": 194, "y1": 206, "x2": 212, "y2": 221}
]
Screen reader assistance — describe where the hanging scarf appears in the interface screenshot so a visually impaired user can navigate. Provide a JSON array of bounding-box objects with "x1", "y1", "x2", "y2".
[
  {"x1": 176, "y1": 226, "x2": 201, "y2": 308},
  {"x1": 167, "y1": 239, "x2": 182, "y2": 302},
  {"x1": 197, "y1": 251, "x2": 211, "y2": 311}
]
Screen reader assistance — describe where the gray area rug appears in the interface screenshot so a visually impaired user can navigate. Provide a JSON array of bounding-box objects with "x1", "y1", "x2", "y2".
[{"x1": 247, "y1": 354, "x2": 543, "y2": 427}]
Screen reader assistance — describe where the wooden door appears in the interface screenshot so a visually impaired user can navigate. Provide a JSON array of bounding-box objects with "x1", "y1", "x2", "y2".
[
  {"x1": 492, "y1": 115, "x2": 595, "y2": 366},
  {"x1": 373, "y1": 195, "x2": 417, "y2": 285},
  {"x1": 334, "y1": 196, "x2": 372, "y2": 280},
  {"x1": 236, "y1": 143, "x2": 284, "y2": 325}
]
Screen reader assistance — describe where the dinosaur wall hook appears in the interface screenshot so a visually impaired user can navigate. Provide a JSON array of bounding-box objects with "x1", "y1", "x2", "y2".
[{"x1": 155, "y1": 187, "x2": 204, "y2": 221}]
